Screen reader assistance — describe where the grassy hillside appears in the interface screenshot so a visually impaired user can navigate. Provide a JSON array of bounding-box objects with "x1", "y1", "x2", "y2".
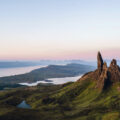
[{"x1": 0, "y1": 76, "x2": 120, "y2": 120}]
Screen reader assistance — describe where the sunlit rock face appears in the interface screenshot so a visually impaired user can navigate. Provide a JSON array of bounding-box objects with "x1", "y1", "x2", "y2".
[
  {"x1": 96, "y1": 52, "x2": 109, "y2": 90},
  {"x1": 96, "y1": 62, "x2": 109, "y2": 90}
]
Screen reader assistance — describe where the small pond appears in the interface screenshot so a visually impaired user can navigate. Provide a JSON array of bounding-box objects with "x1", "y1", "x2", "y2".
[{"x1": 17, "y1": 100, "x2": 31, "y2": 109}]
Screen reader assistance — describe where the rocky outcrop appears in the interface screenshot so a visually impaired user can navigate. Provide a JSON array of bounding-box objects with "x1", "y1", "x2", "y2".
[
  {"x1": 96, "y1": 53, "x2": 120, "y2": 90},
  {"x1": 108, "y1": 59, "x2": 120, "y2": 83},
  {"x1": 79, "y1": 52, "x2": 120, "y2": 91},
  {"x1": 97, "y1": 52, "x2": 104, "y2": 75},
  {"x1": 96, "y1": 62, "x2": 109, "y2": 90}
]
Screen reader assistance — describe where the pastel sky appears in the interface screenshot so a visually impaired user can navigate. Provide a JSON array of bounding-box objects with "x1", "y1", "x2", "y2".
[{"x1": 0, "y1": 0, "x2": 120, "y2": 60}]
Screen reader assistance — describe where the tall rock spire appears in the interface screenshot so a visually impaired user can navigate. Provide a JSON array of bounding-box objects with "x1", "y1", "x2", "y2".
[
  {"x1": 79, "y1": 51, "x2": 120, "y2": 91},
  {"x1": 97, "y1": 52, "x2": 104, "y2": 75}
]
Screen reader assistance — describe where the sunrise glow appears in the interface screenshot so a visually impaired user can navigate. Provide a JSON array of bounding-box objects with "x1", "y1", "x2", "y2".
[{"x1": 0, "y1": 0, "x2": 120, "y2": 60}]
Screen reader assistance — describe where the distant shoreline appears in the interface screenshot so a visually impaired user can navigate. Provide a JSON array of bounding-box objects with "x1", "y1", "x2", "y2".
[
  {"x1": 0, "y1": 65, "x2": 47, "y2": 77},
  {"x1": 0, "y1": 63, "x2": 95, "y2": 84}
]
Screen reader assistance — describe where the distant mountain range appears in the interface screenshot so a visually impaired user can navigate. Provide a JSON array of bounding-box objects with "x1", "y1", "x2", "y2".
[
  {"x1": 0, "y1": 60, "x2": 96, "y2": 68},
  {"x1": 0, "y1": 59, "x2": 119, "y2": 68}
]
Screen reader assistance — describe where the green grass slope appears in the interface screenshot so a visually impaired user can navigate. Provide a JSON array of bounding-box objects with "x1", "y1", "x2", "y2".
[{"x1": 0, "y1": 76, "x2": 120, "y2": 120}]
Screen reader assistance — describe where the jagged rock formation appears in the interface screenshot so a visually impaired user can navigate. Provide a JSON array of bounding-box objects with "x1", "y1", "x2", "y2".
[
  {"x1": 97, "y1": 52, "x2": 104, "y2": 75},
  {"x1": 79, "y1": 52, "x2": 120, "y2": 91},
  {"x1": 96, "y1": 52, "x2": 120, "y2": 90},
  {"x1": 96, "y1": 62, "x2": 109, "y2": 90}
]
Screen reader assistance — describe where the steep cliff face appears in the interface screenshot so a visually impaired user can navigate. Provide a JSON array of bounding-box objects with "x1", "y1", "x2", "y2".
[
  {"x1": 79, "y1": 52, "x2": 120, "y2": 91},
  {"x1": 96, "y1": 62, "x2": 109, "y2": 90}
]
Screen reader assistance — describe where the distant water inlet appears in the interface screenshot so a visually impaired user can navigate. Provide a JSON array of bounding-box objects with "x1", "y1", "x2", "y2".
[
  {"x1": 17, "y1": 100, "x2": 31, "y2": 109},
  {"x1": 47, "y1": 75, "x2": 82, "y2": 84},
  {"x1": 0, "y1": 65, "x2": 47, "y2": 77},
  {"x1": 19, "y1": 75, "x2": 83, "y2": 86}
]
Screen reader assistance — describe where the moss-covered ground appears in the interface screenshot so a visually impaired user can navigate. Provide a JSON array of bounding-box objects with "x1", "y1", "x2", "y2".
[{"x1": 0, "y1": 78, "x2": 120, "y2": 120}]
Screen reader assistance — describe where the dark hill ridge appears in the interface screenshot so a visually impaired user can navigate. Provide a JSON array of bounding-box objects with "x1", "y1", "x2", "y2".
[
  {"x1": 79, "y1": 52, "x2": 120, "y2": 90},
  {"x1": 0, "y1": 63, "x2": 95, "y2": 84}
]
